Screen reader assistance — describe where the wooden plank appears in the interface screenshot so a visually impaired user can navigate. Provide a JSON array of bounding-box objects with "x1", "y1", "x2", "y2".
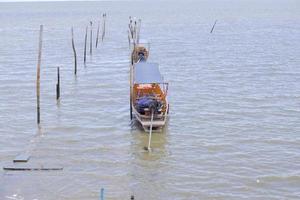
[
  {"x1": 13, "y1": 153, "x2": 31, "y2": 162},
  {"x1": 3, "y1": 165, "x2": 63, "y2": 171}
]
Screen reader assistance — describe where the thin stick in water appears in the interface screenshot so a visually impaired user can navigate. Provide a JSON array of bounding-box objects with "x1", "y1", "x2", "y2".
[
  {"x1": 144, "y1": 110, "x2": 154, "y2": 152},
  {"x1": 102, "y1": 13, "x2": 106, "y2": 42},
  {"x1": 84, "y1": 26, "x2": 87, "y2": 64},
  {"x1": 210, "y1": 20, "x2": 218, "y2": 33},
  {"x1": 56, "y1": 67, "x2": 60, "y2": 100},
  {"x1": 90, "y1": 21, "x2": 93, "y2": 55},
  {"x1": 136, "y1": 19, "x2": 141, "y2": 44},
  {"x1": 36, "y1": 25, "x2": 43, "y2": 125},
  {"x1": 71, "y1": 27, "x2": 77, "y2": 75},
  {"x1": 95, "y1": 20, "x2": 100, "y2": 48},
  {"x1": 127, "y1": 30, "x2": 131, "y2": 48}
]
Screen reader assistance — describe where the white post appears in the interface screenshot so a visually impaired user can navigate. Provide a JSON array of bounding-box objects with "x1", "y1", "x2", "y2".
[{"x1": 147, "y1": 110, "x2": 154, "y2": 151}]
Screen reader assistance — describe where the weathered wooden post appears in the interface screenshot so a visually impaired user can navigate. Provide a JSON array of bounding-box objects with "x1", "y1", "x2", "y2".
[
  {"x1": 129, "y1": 16, "x2": 134, "y2": 39},
  {"x1": 130, "y1": 64, "x2": 133, "y2": 120},
  {"x1": 90, "y1": 21, "x2": 93, "y2": 55},
  {"x1": 133, "y1": 20, "x2": 137, "y2": 42},
  {"x1": 84, "y1": 26, "x2": 87, "y2": 64},
  {"x1": 101, "y1": 13, "x2": 106, "y2": 42},
  {"x1": 71, "y1": 27, "x2": 77, "y2": 75},
  {"x1": 36, "y1": 25, "x2": 43, "y2": 125},
  {"x1": 136, "y1": 19, "x2": 141, "y2": 44},
  {"x1": 127, "y1": 30, "x2": 131, "y2": 48},
  {"x1": 210, "y1": 20, "x2": 218, "y2": 33},
  {"x1": 56, "y1": 67, "x2": 60, "y2": 100},
  {"x1": 96, "y1": 20, "x2": 100, "y2": 48},
  {"x1": 100, "y1": 188, "x2": 104, "y2": 200}
]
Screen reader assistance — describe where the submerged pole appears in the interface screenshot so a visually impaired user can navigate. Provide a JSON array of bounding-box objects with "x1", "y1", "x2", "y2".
[
  {"x1": 96, "y1": 20, "x2": 100, "y2": 48},
  {"x1": 90, "y1": 21, "x2": 93, "y2": 55},
  {"x1": 71, "y1": 27, "x2": 77, "y2": 75},
  {"x1": 84, "y1": 26, "x2": 88, "y2": 64},
  {"x1": 210, "y1": 20, "x2": 217, "y2": 33},
  {"x1": 100, "y1": 188, "x2": 104, "y2": 200},
  {"x1": 56, "y1": 67, "x2": 60, "y2": 100},
  {"x1": 36, "y1": 25, "x2": 43, "y2": 125}
]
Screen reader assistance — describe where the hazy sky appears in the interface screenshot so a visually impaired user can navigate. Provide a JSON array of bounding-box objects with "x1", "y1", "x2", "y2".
[{"x1": 0, "y1": 0, "x2": 97, "y2": 2}]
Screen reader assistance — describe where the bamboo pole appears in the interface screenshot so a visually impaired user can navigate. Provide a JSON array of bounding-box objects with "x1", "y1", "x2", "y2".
[
  {"x1": 133, "y1": 21, "x2": 137, "y2": 43},
  {"x1": 36, "y1": 25, "x2": 43, "y2": 125},
  {"x1": 71, "y1": 27, "x2": 77, "y2": 75},
  {"x1": 101, "y1": 13, "x2": 106, "y2": 42},
  {"x1": 127, "y1": 30, "x2": 131, "y2": 48},
  {"x1": 84, "y1": 26, "x2": 87, "y2": 64},
  {"x1": 56, "y1": 67, "x2": 60, "y2": 100},
  {"x1": 129, "y1": 16, "x2": 134, "y2": 39},
  {"x1": 90, "y1": 21, "x2": 93, "y2": 55},
  {"x1": 137, "y1": 19, "x2": 141, "y2": 44},
  {"x1": 100, "y1": 188, "x2": 104, "y2": 200},
  {"x1": 130, "y1": 64, "x2": 133, "y2": 120},
  {"x1": 146, "y1": 110, "x2": 154, "y2": 152},
  {"x1": 95, "y1": 20, "x2": 100, "y2": 48},
  {"x1": 210, "y1": 20, "x2": 217, "y2": 33}
]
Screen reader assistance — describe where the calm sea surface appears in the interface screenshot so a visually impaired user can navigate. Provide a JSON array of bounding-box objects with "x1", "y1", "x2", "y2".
[{"x1": 0, "y1": 0, "x2": 300, "y2": 199}]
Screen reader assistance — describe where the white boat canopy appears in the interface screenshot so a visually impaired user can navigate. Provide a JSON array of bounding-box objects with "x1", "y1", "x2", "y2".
[{"x1": 134, "y1": 62, "x2": 164, "y2": 84}]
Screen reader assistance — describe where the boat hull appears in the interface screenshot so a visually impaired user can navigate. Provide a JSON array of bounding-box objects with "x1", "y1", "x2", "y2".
[{"x1": 132, "y1": 101, "x2": 168, "y2": 132}]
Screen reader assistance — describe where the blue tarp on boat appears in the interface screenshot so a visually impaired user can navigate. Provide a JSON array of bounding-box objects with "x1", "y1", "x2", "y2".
[{"x1": 134, "y1": 62, "x2": 163, "y2": 84}]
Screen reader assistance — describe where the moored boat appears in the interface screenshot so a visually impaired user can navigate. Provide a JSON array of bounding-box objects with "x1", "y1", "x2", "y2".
[
  {"x1": 131, "y1": 39, "x2": 150, "y2": 64},
  {"x1": 130, "y1": 62, "x2": 169, "y2": 131}
]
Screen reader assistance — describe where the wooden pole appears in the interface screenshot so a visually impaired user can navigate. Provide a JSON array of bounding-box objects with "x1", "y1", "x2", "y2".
[
  {"x1": 210, "y1": 20, "x2": 217, "y2": 33},
  {"x1": 146, "y1": 110, "x2": 154, "y2": 152},
  {"x1": 100, "y1": 188, "x2": 104, "y2": 200},
  {"x1": 95, "y1": 20, "x2": 100, "y2": 48},
  {"x1": 129, "y1": 16, "x2": 134, "y2": 39},
  {"x1": 56, "y1": 67, "x2": 60, "y2": 100},
  {"x1": 36, "y1": 25, "x2": 43, "y2": 125},
  {"x1": 127, "y1": 30, "x2": 131, "y2": 48},
  {"x1": 102, "y1": 13, "x2": 106, "y2": 42},
  {"x1": 71, "y1": 27, "x2": 77, "y2": 75},
  {"x1": 84, "y1": 26, "x2": 87, "y2": 64},
  {"x1": 130, "y1": 64, "x2": 133, "y2": 120},
  {"x1": 137, "y1": 19, "x2": 141, "y2": 44},
  {"x1": 90, "y1": 21, "x2": 93, "y2": 55}
]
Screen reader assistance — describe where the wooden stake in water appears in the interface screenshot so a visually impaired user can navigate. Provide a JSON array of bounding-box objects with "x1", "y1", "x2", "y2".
[
  {"x1": 96, "y1": 20, "x2": 100, "y2": 48},
  {"x1": 101, "y1": 13, "x2": 106, "y2": 42},
  {"x1": 136, "y1": 19, "x2": 141, "y2": 44},
  {"x1": 133, "y1": 21, "x2": 137, "y2": 42},
  {"x1": 210, "y1": 20, "x2": 218, "y2": 33},
  {"x1": 129, "y1": 17, "x2": 133, "y2": 39},
  {"x1": 84, "y1": 26, "x2": 88, "y2": 64},
  {"x1": 36, "y1": 25, "x2": 43, "y2": 125},
  {"x1": 145, "y1": 110, "x2": 154, "y2": 152},
  {"x1": 100, "y1": 188, "x2": 104, "y2": 200},
  {"x1": 71, "y1": 27, "x2": 77, "y2": 75},
  {"x1": 127, "y1": 30, "x2": 131, "y2": 48},
  {"x1": 56, "y1": 67, "x2": 60, "y2": 100},
  {"x1": 129, "y1": 64, "x2": 133, "y2": 120},
  {"x1": 90, "y1": 21, "x2": 93, "y2": 55}
]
